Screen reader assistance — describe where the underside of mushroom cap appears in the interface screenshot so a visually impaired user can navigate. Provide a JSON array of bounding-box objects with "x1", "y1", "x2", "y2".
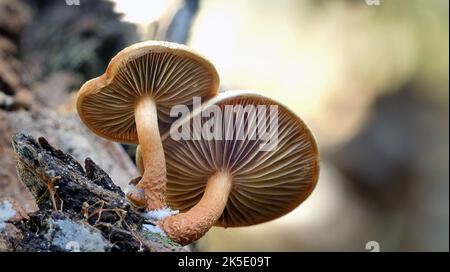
[
  {"x1": 77, "y1": 41, "x2": 219, "y2": 143},
  {"x1": 161, "y1": 90, "x2": 319, "y2": 227}
]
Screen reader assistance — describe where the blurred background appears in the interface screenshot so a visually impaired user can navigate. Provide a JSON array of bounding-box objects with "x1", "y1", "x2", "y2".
[{"x1": 0, "y1": 0, "x2": 448, "y2": 251}]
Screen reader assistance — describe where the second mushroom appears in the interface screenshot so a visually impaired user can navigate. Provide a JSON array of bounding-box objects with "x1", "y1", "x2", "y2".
[{"x1": 137, "y1": 90, "x2": 320, "y2": 245}]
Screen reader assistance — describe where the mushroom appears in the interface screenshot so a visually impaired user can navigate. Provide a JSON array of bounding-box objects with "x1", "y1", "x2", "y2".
[
  {"x1": 77, "y1": 41, "x2": 219, "y2": 210},
  {"x1": 139, "y1": 90, "x2": 319, "y2": 245}
]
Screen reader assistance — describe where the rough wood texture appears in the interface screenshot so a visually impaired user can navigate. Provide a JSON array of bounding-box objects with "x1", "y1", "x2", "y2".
[
  {"x1": 0, "y1": 109, "x2": 140, "y2": 213},
  {"x1": 0, "y1": 133, "x2": 187, "y2": 252},
  {"x1": 2, "y1": 109, "x2": 139, "y2": 183}
]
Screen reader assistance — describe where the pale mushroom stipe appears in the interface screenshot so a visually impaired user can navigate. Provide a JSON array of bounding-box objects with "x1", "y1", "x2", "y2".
[
  {"x1": 136, "y1": 91, "x2": 320, "y2": 245},
  {"x1": 76, "y1": 41, "x2": 219, "y2": 211}
]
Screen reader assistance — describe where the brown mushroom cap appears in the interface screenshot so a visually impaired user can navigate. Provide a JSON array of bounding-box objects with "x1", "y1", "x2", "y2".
[
  {"x1": 77, "y1": 40, "x2": 219, "y2": 144},
  {"x1": 160, "y1": 90, "x2": 319, "y2": 227}
]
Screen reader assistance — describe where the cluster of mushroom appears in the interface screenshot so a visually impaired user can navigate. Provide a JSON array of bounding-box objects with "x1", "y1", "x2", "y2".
[{"x1": 76, "y1": 41, "x2": 319, "y2": 246}]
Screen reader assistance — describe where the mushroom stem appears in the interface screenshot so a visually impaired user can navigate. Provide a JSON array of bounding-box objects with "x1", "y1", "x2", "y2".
[
  {"x1": 158, "y1": 170, "x2": 233, "y2": 245},
  {"x1": 127, "y1": 95, "x2": 166, "y2": 210}
]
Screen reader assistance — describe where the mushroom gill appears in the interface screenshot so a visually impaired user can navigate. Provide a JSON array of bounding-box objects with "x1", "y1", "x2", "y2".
[
  {"x1": 79, "y1": 50, "x2": 216, "y2": 143},
  {"x1": 162, "y1": 91, "x2": 319, "y2": 228}
]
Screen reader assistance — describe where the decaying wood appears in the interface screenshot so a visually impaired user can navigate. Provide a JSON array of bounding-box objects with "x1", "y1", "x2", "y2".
[{"x1": 0, "y1": 133, "x2": 187, "y2": 252}]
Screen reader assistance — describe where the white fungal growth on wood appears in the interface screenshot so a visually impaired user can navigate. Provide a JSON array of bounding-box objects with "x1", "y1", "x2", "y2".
[
  {"x1": 0, "y1": 200, "x2": 16, "y2": 230},
  {"x1": 144, "y1": 208, "x2": 179, "y2": 222}
]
